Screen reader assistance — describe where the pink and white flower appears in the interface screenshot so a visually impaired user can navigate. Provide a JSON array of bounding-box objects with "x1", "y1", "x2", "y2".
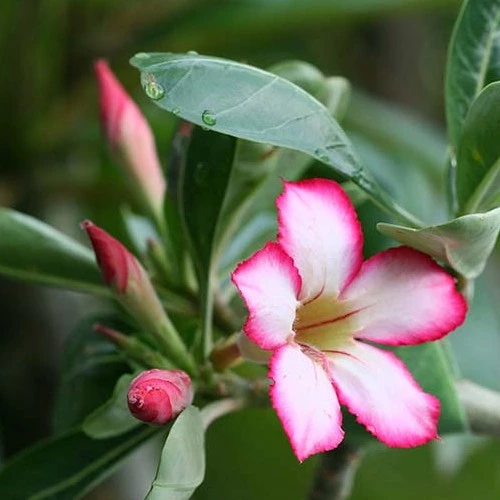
[{"x1": 232, "y1": 179, "x2": 467, "y2": 462}]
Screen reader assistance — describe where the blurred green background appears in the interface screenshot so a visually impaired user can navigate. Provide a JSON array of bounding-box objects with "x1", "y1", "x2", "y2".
[{"x1": 0, "y1": 0, "x2": 499, "y2": 499}]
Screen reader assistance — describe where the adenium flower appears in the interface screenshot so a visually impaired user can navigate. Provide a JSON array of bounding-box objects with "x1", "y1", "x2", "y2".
[
  {"x1": 94, "y1": 59, "x2": 165, "y2": 218},
  {"x1": 232, "y1": 179, "x2": 467, "y2": 462},
  {"x1": 127, "y1": 369, "x2": 193, "y2": 425}
]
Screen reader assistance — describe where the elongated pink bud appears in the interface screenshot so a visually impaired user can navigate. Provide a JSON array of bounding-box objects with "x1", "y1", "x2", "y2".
[
  {"x1": 127, "y1": 369, "x2": 193, "y2": 424},
  {"x1": 81, "y1": 220, "x2": 143, "y2": 294},
  {"x1": 94, "y1": 59, "x2": 166, "y2": 217},
  {"x1": 82, "y1": 220, "x2": 195, "y2": 373}
]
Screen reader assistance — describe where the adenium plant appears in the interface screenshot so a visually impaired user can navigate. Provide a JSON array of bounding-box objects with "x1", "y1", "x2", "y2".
[{"x1": 1, "y1": 1, "x2": 500, "y2": 499}]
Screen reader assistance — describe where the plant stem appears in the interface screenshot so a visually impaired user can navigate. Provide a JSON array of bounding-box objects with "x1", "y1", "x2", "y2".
[
  {"x1": 308, "y1": 442, "x2": 364, "y2": 500},
  {"x1": 457, "y1": 379, "x2": 500, "y2": 437}
]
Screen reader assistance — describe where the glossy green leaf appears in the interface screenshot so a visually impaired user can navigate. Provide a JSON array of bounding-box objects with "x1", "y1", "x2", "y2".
[
  {"x1": 0, "y1": 208, "x2": 107, "y2": 295},
  {"x1": 445, "y1": 0, "x2": 500, "y2": 149},
  {"x1": 0, "y1": 426, "x2": 158, "y2": 500},
  {"x1": 131, "y1": 53, "x2": 419, "y2": 227},
  {"x1": 179, "y1": 127, "x2": 237, "y2": 354},
  {"x1": 377, "y1": 207, "x2": 500, "y2": 279},
  {"x1": 53, "y1": 315, "x2": 130, "y2": 434},
  {"x1": 456, "y1": 82, "x2": 500, "y2": 212},
  {"x1": 180, "y1": 127, "x2": 237, "y2": 273},
  {"x1": 82, "y1": 373, "x2": 140, "y2": 439},
  {"x1": 146, "y1": 406, "x2": 205, "y2": 500}
]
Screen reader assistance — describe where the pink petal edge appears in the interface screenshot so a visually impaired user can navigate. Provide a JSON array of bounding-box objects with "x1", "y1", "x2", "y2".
[
  {"x1": 328, "y1": 341, "x2": 440, "y2": 447},
  {"x1": 270, "y1": 344, "x2": 344, "y2": 462},
  {"x1": 341, "y1": 246, "x2": 467, "y2": 346},
  {"x1": 231, "y1": 242, "x2": 301, "y2": 350},
  {"x1": 277, "y1": 178, "x2": 363, "y2": 302}
]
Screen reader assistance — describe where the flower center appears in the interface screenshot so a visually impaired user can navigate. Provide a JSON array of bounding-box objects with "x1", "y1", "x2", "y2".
[{"x1": 293, "y1": 294, "x2": 356, "y2": 352}]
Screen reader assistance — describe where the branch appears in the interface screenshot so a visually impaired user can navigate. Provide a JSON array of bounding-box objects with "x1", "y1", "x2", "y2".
[
  {"x1": 308, "y1": 442, "x2": 364, "y2": 500},
  {"x1": 457, "y1": 379, "x2": 500, "y2": 437}
]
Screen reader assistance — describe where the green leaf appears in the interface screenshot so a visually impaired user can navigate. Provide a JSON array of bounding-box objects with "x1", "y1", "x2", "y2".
[
  {"x1": 0, "y1": 426, "x2": 158, "y2": 500},
  {"x1": 146, "y1": 406, "x2": 205, "y2": 500},
  {"x1": 82, "y1": 373, "x2": 140, "y2": 439},
  {"x1": 0, "y1": 208, "x2": 107, "y2": 295},
  {"x1": 456, "y1": 82, "x2": 500, "y2": 212},
  {"x1": 53, "y1": 315, "x2": 130, "y2": 434},
  {"x1": 180, "y1": 128, "x2": 237, "y2": 273},
  {"x1": 217, "y1": 61, "x2": 352, "y2": 253},
  {"x1": 377, "y1": 207, "x2": 500, "y2": 279},
  {"x1": 445, "y1": 0, "x2": 500, "y2": 149},
  {"x1": 179, "y1": 127, "x2": 237, "y2": 355},
  {"x1": 131, "y1": 52, "x2": 419, "y2": 227}
]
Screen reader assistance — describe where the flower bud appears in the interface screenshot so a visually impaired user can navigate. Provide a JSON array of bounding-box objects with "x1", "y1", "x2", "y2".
[
  {"x1": 81, "y1": 219, "x2": 150, "y2": 296},
  {"x1": 82, "y1": 220, "x2": 194, "y2": 374},
  {"x1": 127, "y1": 369, "x2": 193, "y2": 425},
  {"x1": 94, "y1": 59, "x2": 165, "y2": 218}
]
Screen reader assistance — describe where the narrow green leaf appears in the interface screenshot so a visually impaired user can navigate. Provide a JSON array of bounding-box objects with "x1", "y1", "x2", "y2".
[
  {"x1": 377, "y1": 207, "x2": 500, "y2": 279},
  {"x1": 0, "y1": 427, "x2": 158, "y2": 500},
  {"x1": 131, "y1": 53, "x2": 420, "y2": 227},
  {"x1": 445, "y1": 0, "x2": 500, "y2": 149},
  {"x1": 179, "y1": 127, "x2": 237, "y2": 355},
  {"x1": 180, "y1": 128, "x2": 237, "y2": 273},
  {"x1": 146, "y1": 406, "x2": 205, "y2": 500},
  {"x1": 82, "y1": 373, "x2": 140, "y2": 439},
  {"x1": 53, "y1": 315, "x2": 130, "y2": 434},
  {"x1": 456, "y1": 82, "x2": 500, "y2": 212},
  {"x1": 0, "y1": 208, "x2": 107, "y2": 295}
]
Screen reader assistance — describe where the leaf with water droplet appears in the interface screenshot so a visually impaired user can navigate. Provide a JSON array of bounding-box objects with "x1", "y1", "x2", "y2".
[
  {"x1": 140, "y1": 72, "x2": 165, "y2": 101},
  {"x1": 130, "y1": 52, "x2": 411, "y2": 223},
  {"x1": 201, "y1": 109, "x2": 217, "y2": 126}
]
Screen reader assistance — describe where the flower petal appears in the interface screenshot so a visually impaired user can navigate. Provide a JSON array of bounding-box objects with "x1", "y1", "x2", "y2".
[
  {"x1": 327, "y1": 341, "x2": 440, "y2": 447},
  {"x1": 270, "y1": 344, "x2": 344, "y2": 462},
  {"x1": 341, "y1": 247, "x2": 467, "y2": 345},
  {"x1": 232, "y1": 242, "x2": 301, "y2": 350},
  {"x1": 277, "y1": 179, "x2": 363, "y2": 301}
]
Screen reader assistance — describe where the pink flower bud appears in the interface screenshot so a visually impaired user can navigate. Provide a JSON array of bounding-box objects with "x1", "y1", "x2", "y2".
[
  {"x1": 127, "y1": 369, "x2": 193, "y2": 425},
  {"x1": 81, "y1": 220, "x2": 141, "y2": 294},
  {"x1": 82, "y1": 220, "x2": 195, "y2": 374},
  {"x1": 94, "y1": 59, "x2": 166, "y2": 217}
]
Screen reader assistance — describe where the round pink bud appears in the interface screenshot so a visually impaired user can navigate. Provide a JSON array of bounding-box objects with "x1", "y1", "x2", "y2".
[{"x1": 127, "y1": 369, "x2": 193, "y2": 425}]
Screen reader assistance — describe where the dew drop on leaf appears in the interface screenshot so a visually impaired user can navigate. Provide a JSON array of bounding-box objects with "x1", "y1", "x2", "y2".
[
  {"x1": 172, "y1": 107, "x2": 180, "y2": 116},
  {"x1": 141, "y1": 73, "x2": 165, "y2": 101},
  {"x1": 201, "y1": 110, "x2": 217, "y2": 126}
]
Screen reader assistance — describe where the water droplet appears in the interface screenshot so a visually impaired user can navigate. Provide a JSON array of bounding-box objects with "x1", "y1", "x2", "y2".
[
  {"x1": 141, "y1": 73, "x2": 165, "y2": 101},
  {"x1": 201, "y1": 110, "x2": 217, "y2": 126},
  {"x1": 187, "y1": 50, "x2": 199, "y2": 55},
  {"x1": 135, "y1": 52, "x2": 150, "y2": 59},
  {"x1": 172, "y1": 108, "x2": 180, "y2": 116}
]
